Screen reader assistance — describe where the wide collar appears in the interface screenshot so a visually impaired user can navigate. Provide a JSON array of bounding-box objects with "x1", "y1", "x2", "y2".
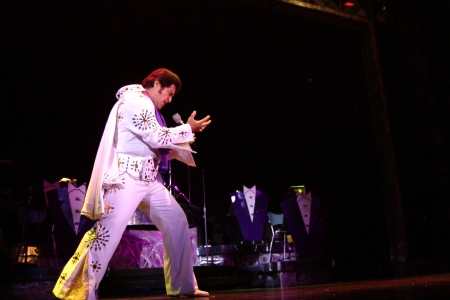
[{"x1": 115, "y1": 84, "x2": 145, "y2": 101}]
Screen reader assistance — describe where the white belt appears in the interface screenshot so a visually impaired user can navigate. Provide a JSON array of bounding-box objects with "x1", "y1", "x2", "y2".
[{"x1": 117, "y1": 153, "x2": 159, "y2": 182}]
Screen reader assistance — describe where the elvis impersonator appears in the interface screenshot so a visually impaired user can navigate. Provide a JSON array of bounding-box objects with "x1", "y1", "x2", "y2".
[{"x1": 53, "y1": 68, "x2": 211, "y2": 299}]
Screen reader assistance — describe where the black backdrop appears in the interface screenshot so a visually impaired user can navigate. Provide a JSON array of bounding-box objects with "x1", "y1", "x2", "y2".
[{"x1": 3, "y1": 0, "x2": 447, "y2": 280}]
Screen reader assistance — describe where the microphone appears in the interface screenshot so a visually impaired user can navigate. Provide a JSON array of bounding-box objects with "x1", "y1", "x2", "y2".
[
  {"x1": 173, "y1": 113, "x2": 196, "y2": 148},
  {"x1": 172, "y1": 113, "x2": 183, "y2": 125}
]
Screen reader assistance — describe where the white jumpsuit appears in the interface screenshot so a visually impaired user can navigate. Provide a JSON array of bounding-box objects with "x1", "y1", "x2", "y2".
[{"x1": 53, "y1": 85, "x2": 198, "y2": 299}]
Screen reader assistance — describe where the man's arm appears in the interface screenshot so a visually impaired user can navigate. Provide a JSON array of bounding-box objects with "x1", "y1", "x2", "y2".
[
  {"x1": 119, "y1": 94, "x2": 195, "y2": 149},
  {"x1": 187, "y1": 111, "x2": 211, "y2": 133}
]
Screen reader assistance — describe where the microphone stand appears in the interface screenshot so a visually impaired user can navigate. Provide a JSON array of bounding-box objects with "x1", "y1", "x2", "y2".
[
  {"x1": 201, "y1": 168, "x2": 214, "y2": 266},
  {"x1": 168, "y1": 161, "x2": 173, "y2": 194},
  {"x1": 167, "y1": 160, "x2": 191, "y2": 203},
  {"x1": 172, "y1": 113, "x2": 212, "y2": 265},
  {"x1": 187, "y1": 165, "x2": 191, "y2": 201},
  {"x1": 172, "y1": 184, "x2": 191, "y2": 204}
]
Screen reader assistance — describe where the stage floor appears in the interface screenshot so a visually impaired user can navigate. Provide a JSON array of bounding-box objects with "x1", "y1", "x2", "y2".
[{"x1": 100, "y1": 273, "x2": 450, "y2": 300}]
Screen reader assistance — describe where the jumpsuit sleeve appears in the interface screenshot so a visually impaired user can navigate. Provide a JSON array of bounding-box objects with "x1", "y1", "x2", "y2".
[{"x1": 118, "y1": 93, "x2": 194, "y2": 149}]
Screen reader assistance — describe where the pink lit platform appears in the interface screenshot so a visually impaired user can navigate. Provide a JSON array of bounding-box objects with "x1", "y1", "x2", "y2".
[{"x1": 100, "y1": 218, "x2": 332, "y2": 298}]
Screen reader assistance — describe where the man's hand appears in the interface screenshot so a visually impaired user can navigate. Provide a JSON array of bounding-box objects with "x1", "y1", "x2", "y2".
[{"x1": 187, "y1": 111, "x2": 211, "y2": 133}]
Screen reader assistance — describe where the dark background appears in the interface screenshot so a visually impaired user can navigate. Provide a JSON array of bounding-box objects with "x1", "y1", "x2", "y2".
[{"x1": 1, "y1": 0, "x2": 449, "y2": 281}]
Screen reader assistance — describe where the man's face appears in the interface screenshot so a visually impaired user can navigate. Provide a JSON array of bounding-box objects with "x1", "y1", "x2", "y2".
[{"x1": 152, "y1": 82, "x2": 176, "y2": 110}]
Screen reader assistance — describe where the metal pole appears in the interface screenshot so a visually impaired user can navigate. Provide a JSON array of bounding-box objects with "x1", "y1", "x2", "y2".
[
  {"x1": 187, "y1": 165, "x2": 191, "y2": 201},
  {"x1": 201, "y1": 168, "x2": 210, "y2": 264},
  {"x1": 168, "y1": 160, "x2": 173, "y2": 195}
]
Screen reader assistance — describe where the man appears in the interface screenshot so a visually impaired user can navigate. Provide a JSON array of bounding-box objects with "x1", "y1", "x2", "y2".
[{"x1": 53, "y1": 68, "x2": 211, "y2": 299}]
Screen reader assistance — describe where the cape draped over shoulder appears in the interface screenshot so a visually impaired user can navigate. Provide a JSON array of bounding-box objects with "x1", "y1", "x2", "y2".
[
  {"x1": 81, "y1": 85, "x2": 144, "y2": 220},
  {"x1": 81, "y1": 85, "x2": 195, "y2": 220}
]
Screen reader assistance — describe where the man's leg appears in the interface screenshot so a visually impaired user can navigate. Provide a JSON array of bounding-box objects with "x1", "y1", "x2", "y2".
[
  {"x1": 139, "y1": 180, "x2": 199, "y2": 296},
  {"x1": 53, "y1": 176, "x2": 146, "y2": 300}
]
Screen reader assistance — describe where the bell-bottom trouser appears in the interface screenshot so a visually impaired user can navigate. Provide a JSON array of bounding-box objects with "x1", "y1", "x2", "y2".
[{"x1": 53, "y1": 173, "x2": 197, "y2": 299}]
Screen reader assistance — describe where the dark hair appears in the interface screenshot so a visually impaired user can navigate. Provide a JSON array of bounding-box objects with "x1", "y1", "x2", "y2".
[{"x1": 141, "y1": 68, "x2": 182, "y2": 93}]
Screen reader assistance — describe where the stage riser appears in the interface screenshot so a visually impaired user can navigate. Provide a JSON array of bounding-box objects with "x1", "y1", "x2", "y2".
[
  {"x1": 99, "y1": 274, "x2": 256, "y2": 298},
  {"x1": 4, "y1": 262, "x2": 332, "y2": 299},
  {"x1": 99, "y1": 260, "x2": 333, "y2": 297},
  {"x1": 10, "y1": 282, "x2": 55, "y2": 300},
  {"x1": 253, "y1": 270, "x2": 333, "y2": 288}
]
